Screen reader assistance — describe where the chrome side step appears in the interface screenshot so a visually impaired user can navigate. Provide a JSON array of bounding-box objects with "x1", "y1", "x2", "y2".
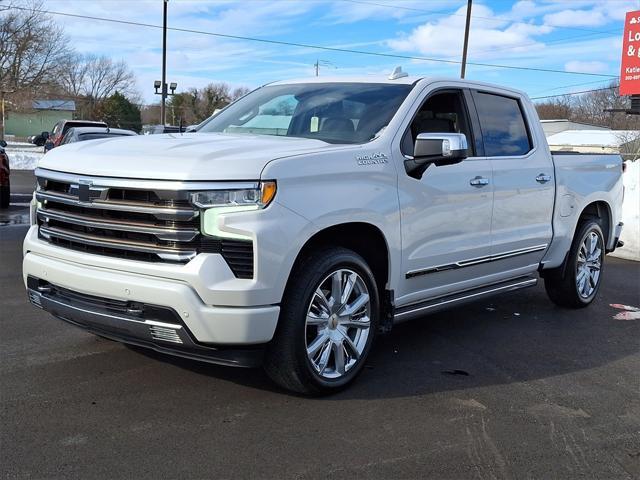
[{"x1": 394, "y1": 276, "x2": 538, "y2": 323}]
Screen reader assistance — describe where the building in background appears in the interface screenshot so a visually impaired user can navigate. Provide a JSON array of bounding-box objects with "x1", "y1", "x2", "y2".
[
  {"x1": 547, "y1": 130, "x2": 640, "y2": 161},
  {"x1": 5, "y1": 100, "x2": 76, "y2": 139},
  {"x1": 540, "y1": 119, "x2": 610, "y2": 136}
]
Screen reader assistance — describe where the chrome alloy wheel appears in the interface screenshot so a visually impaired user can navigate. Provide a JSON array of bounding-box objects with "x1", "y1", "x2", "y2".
[
  {"x1": 305, "y1": 269, "x2": 371, "y2": 379},
  {"x1": 576, "y1": 230, "x2": 603, "y2": 299}
]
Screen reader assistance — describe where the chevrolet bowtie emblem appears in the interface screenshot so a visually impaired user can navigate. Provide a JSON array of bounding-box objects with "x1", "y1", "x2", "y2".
[{"x1": 78, "y1": 180, "x2": 92, "y2": 203}]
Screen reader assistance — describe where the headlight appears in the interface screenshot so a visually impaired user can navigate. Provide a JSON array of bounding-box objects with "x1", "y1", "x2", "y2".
[
  {"x1": 191, "y1": 181, "x2": 277, "y2": 241},
  {"x1": 190, "y1": 181, "x2": 276, "y2": 209}
]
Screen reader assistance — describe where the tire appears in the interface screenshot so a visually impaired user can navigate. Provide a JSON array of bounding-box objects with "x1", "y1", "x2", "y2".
[
  {"x1": 544, "y1": 218, "x2": 605, "y2": 308},
  {"x1": 0, "y1": 183, "x2": 9, "y2": 209},
  {"x1": 264, "y1": 247, "x2": 379, "y2": 395}
]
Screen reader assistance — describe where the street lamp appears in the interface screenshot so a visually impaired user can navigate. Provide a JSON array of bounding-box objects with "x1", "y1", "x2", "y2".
[{"x1": 153, "y1": 80, "x2": 178, "y2": 125}]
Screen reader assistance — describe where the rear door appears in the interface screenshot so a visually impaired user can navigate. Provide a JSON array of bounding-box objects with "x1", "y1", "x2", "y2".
[{"x1": 470, "y1": 90, "x2": 554, "y2": 273}]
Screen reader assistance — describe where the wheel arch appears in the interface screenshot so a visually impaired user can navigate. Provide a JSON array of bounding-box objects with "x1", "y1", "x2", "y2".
[
  {"x1": 284, "y1": 222, "x2": 394, "y2": 331},
  {"x1": 577, "y1": 200, "x2": 612, "y2": 246}
]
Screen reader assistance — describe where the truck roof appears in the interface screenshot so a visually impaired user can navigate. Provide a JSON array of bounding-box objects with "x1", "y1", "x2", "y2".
[{"x1": 268, "y1": 75, "x2": 529, "y2": 98}]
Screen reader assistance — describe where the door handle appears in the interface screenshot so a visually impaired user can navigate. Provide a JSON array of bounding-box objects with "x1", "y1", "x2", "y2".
[
  {"x1": 470, "y1": 176, "x2": 489, "y2": 187},
  {"x1": 536, "y1": 173, "x2": 551, "y2": 184}
]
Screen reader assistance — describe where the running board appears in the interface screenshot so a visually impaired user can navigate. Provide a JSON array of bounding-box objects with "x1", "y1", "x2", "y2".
[{"x1": 394, "y1": 276, "x2": 538, "y2": 323}]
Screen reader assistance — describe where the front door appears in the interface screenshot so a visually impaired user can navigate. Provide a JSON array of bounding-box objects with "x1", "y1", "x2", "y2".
[{"x1": 394, "y1": 88, "x2": 495, "y2": 308}]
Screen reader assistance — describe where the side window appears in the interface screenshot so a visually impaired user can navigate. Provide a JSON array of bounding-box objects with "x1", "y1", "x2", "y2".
[
  {"x1": 402, "y1": 90, "x2": 474, "y2": 156},
  {"x1": 473, "y1": 92, "x2": 532, "y2": 157}
]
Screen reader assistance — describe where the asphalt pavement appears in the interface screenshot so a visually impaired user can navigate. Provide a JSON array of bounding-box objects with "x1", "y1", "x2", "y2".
[{"x1": 1, "y1": 191, "x2": 639, "y2": 479}]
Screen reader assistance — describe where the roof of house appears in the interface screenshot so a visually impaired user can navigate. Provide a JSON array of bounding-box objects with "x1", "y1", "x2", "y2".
[
  {"x1": 546, "y1": 130, "x2": 639, "y2": 148},
  {"x1": 32, "y1": 100, "x2": 76, "y2": 111},
  {"x1": 540, "y1": 119, "x2": 609, "y2": 128}
]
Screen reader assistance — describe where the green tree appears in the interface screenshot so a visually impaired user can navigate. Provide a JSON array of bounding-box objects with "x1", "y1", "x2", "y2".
[{"x1": 96, "y1": 92, "x2": 142, "y2": 132}]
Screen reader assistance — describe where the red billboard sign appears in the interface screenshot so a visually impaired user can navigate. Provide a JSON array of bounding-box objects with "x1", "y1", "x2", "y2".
[{"x1": 621, "y1": 10, "x2": 640, "y2": 96}]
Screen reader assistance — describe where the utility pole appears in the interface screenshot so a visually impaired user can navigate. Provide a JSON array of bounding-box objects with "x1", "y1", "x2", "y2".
[
  {"x1": 0, "y1": 88, "x2": 14, "y2": 142},
  {"x1": 460, "y1": 0, "x2": 472, "y2": 79},
  {"x1": 160, "y1": 0, "x2": 168, "y2": 125},
  {"x1": 314, "y1": 59, "x2": 335, "y2": 77},
  {"x1": 0, "y1": 90, "x2": 5, "y2": 142}
]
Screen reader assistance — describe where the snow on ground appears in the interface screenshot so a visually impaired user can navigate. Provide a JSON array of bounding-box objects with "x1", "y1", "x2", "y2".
[
  {"x1": 611, "y1": 160, "x2": 640, "y2": 261},
  {"x1": 5, "y1": 142, "x2": 44, "y2": 170}
]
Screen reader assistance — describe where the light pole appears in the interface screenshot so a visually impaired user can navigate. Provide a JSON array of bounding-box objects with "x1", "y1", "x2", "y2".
[
  {"x1": 160, "y1": 0, "x2": 168, "y2": 124},
  {"x1": 154, "y1": 81, "x2": 177, "y2": 125}
]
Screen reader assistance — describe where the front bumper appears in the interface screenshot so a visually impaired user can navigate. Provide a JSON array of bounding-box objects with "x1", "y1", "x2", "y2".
[
  {"x1": 26, "y1": 277, "x2": 265, "y2": 367},
  {"x1": 23, "y1": 250, "x2": 280, "y2": 346}
]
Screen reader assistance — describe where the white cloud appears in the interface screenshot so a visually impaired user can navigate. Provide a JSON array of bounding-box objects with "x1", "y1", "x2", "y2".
[
  {"x1": 564, "y1": 60, "x2": 609, "y2": 74},
  {"x1": 543, "y1": 8, "x2": 608, "y2": 27},
  {"x1": 386, "y1": 4, "x2": 552, "y2": 60}
]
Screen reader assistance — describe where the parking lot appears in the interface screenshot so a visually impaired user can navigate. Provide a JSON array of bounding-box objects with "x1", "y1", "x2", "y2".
[{"x1": 1, "y1": 171, "x2": 639, "y2": 479}]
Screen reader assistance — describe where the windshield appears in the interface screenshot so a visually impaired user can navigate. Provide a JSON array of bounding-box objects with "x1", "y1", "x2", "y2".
[{"x1": 198, "y1": 82, "x2": 413, "y2": 144}]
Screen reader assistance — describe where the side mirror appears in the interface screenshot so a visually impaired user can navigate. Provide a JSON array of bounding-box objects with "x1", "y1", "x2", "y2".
[
  {"x1": 41, "y1": 131, "x2": 49, "y2": 139},
  {"x1": 404, "y1": 133, "x2": 468, "y2": 179},
  {"x1": 0, "y1": 140, "x2": 6, "y2": 148}
]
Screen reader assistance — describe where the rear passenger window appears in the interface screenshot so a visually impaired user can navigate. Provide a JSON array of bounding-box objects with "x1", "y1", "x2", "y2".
[{"x1": 473, "y1": 92, "x2": 532, "y2": 156}]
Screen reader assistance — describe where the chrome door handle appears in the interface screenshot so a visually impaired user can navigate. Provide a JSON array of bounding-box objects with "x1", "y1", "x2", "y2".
[
  {"x1": 470, "y1": 176, "x2": 489, "y2": 187},
  {"x1": 536, "y1": 173, "x2": 551, "y2": 184}
]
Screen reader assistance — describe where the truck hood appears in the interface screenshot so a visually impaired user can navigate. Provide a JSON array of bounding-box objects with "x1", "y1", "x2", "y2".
[{"x1": 37, "y1": 132, "x2": 337, "y2": 180}]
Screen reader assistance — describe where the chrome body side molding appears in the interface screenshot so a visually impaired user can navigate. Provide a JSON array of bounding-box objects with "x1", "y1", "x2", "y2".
[{"x1": 406, "y1": 244, "x2": 548, "y2": 279}]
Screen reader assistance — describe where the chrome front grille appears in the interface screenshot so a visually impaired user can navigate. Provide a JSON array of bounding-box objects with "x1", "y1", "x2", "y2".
[{"x1": 35, "y1": 169, "x2": 255, "y2": 277}]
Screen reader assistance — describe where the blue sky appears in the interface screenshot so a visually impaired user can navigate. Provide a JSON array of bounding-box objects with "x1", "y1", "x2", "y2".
[{"x1": 38, "y1": 0, "x2": 636, "y2": 103}]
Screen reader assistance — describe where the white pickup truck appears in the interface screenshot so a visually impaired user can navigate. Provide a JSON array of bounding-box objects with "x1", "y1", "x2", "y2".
[{"x1": 24, "y1": 72, "x2": 624, "y2": 394}]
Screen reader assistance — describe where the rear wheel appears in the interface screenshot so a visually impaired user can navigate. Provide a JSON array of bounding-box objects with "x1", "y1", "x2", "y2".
[
  {"x1": 544, "y1": 218, "x2": 605, "y2": 308},
  {"x1": 264, "y1": 247, "x2": 379, "y2": 395}
]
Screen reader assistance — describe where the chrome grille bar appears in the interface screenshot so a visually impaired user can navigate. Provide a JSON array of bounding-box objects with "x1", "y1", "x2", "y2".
[
  {"x1": 40, "y1": 226, "x2": 197, "y2": 262},
  {"x1": 36, "y1": 191, "x2": 198, "y2": 221},
  {"x1": 37, "y1": 207, "x2": 199, "y2": 242}
]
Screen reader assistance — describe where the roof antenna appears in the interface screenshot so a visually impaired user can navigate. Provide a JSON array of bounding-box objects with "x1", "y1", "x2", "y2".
[{"x1": 388, "y1": 66, "x2": 408, "y2": 80}]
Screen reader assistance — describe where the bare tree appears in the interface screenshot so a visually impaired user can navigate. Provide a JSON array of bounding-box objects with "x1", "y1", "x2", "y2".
[
  {"x1": 167, "y1": 82, "x2": 249, "y2": 125},
  {"x1": 615, "y1": 131, "x2": 640, "y2": 161},
  {"x1": 56, "y1": 53, "x2": 137, "y2": 118},
  {"x1": 57, "y1": 53, "x2": 89, "y2": 97},
  {"x1": 231, "y1": 86, "x2": 250, "y2": 101},
  {"x1": 535, "y1": 81, "x2": 640, "y2": 130},
  {"x1": 535, "y1": 96, "x2": 572, "y2": 120},
  {"x1": 0, "y1": 1, "x2": 72, "y2": 94},
  {"x1": 83, "y1": 55, "x2": 135, "y2": 102}
]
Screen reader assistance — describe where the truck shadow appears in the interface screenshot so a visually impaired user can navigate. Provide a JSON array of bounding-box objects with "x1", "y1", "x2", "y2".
[{"x1": 131, "y1": 258, "x2": 639, "y2": 400}]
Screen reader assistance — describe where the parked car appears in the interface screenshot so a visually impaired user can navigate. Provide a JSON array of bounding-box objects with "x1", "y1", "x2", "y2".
[
  {"x1": 24, "y1": 72, "x2": 624, "y2": 394},
  {"x1": 59, "y1": 127, "x2": 137, "y2": 145},
  {"x1": 142, "y1": 124, "x2": 186, "y2": 135},
  {"x1": 45, "y1": 119, "x2": 108, "y2": 151},
  {"x1": 28, "y1": 132, "x2": 49, "y2": 147},
  {"x1": 0, "y1": 139, "x2": 9, "y2": 208}
]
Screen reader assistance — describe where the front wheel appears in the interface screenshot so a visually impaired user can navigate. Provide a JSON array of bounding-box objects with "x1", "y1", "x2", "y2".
[
  {"x1": 264, "y1": 247, "x2": 379, "y2": 395},
  {"x1": 544, "y1": 219, "x2": 605, "y2": 308}
]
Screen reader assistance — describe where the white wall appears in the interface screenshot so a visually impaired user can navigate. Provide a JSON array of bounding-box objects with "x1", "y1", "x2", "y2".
[{"x1": 610, "y1": 160, "x2": 640, "y2": 261}]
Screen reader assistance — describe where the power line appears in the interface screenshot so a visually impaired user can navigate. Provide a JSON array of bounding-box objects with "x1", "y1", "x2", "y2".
[
  {"x1": 3, "y1": 5, "x2": 619, "y2": 79},
  {"x1": 342, "y1": 0, "x2": 624, "y2": 34},
  {"x1": 531, "y1": 86, "x2": 618, "y2": 100},
  {"x1": 531, "y1": 78, "x2": 616, "y2": 96}
]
